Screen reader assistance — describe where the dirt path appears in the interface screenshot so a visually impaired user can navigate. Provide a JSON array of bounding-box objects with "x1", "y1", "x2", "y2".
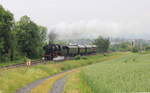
[
  {"x1": 16, "y1": 68, "x2": 79, "y2": 93},
  {"x1": 49, "y1": 77, "x2": 66, "y2": 93},
  {"x1": 16, "y1": 76, "x2": 49, "y2": 93},
  {"x1": 16, "y1": 72, "x2": 67, "y2": 93}
]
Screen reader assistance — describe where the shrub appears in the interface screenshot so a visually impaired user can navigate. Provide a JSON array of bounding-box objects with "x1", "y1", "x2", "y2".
[
  {"x1": 145, "y1": 46, "x2": 150, "y2": 51},
  {"x1": 0, "y1": 54, "x2": 10, "y2": 62},
  {"x1": 75, "y1": 55, "x2": 81, "y2": 60},
  {"x1": 23, "y1": 56, "x2": 30, "y2": 62},
  {"x1": 75, "y1": 55, "x2": 88, "y2": 60},
  {"x1": 132, "y1": 47, "x2": 139, "y2": 53},
  {"x1": 81, "y1": 56, "x2": 88, "y2": 60}
]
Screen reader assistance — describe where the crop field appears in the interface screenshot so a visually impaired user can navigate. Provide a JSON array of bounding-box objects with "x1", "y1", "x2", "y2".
[
  {"x1": 0, "y1": 52, "x2": 125, "y2": 93},
  {"x1": 64, "y1": 52, "x2": 150, "y2": 93}
]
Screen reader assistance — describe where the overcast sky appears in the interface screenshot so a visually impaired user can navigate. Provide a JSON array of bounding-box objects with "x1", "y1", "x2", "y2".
[{"x1": 1, "y1": 0, "x2": 150, "y2": 40}]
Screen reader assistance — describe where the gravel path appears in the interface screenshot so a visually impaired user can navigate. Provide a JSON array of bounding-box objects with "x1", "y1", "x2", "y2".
[
  {"x1": 49, "y1": 77, "x2": 66, "y2": 93},
  {"x1": 16, "y1": 77, "x2": 49, "y2": 93},
  {"x1": 16, "y1": 72, "x2": 67, "y2": 93}
]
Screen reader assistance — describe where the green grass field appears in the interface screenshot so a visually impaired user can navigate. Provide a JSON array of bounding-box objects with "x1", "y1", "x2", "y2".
[
  {"x1": 64, "y1": 52, "x2": 150, "y2": 93},
  {"x1": 0, "y1": 52, "x2": 125, "y2": 93},
  {"x1": 0, "y1": 59, "x2": 25, "y2": 67}
]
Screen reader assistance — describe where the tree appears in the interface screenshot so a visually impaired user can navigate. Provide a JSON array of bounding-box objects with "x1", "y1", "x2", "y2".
[
  {"x1": 0, "y1": 5, "x2": 48, "y2": 62},
  {"x1": 16, "y1": 16, "x2": 47, "y2": 58},
  {"x1": 37, "y1": 26, "x2": 47, "y2": 55},
  {"x1": 0, "y1": 5, "x2": 15, "y2": 61},
  {"x1": 109, "y1": 42, "x2": 131, "y2": 52},
  {"x1": 94, "y1": 36, "x2": 110, "y2": 53},
  {"x1": 48, "y1": 29, "x2": 57, "y2": 44},
  {"x1": 38, "y1": 26, "x2": 47, "y2": 43}
]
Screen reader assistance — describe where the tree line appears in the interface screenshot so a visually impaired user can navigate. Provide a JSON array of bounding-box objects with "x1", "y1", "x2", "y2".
[
  {"x1": 0, "y1": 5, "x2": 47, "y2": 62},
  {"x1": 0, "y1": 4, "x2": 111, "y2": 63}
]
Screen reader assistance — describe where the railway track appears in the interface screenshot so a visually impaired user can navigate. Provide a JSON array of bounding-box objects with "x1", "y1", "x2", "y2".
[
  {"x1": 0, "y1": 54, "x2": 95, "y2": 70},
  {"x1": 0, "y1": 59, "x2": 47, "y2": 70},
  {"x1": 0, "y1": 56, "x2": 72, "y2": 70}
]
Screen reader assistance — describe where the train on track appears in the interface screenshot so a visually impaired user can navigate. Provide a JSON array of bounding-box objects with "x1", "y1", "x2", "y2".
[{"x1": 43, "y1": 44, "x2": 97, "y2": 60}]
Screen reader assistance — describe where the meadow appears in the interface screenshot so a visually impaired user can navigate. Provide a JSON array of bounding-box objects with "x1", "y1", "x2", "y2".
[
  {"x1": 0, "y1": 59, "x2": 25, "y2": 67},
  {"x1": 0, "y1": 52, "x2": 125, "y2": 93},
  {"x1": 64, "y1": 52, "x2": 150, "y2": 93}
]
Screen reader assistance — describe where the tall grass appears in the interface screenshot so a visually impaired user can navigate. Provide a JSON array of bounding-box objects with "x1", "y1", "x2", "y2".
[
  {"x1": 0, "y1": 58, "x2": 25, "y2": 67},
  {"x1": 0, "y1": 52, "x2": 126, "y2": 93},
  {"x1": 80, "y1": 52, "x2": 150, "y2": 93},
  {"x1": 64, "y1": 70, "x2": 93, "y2": 93}
]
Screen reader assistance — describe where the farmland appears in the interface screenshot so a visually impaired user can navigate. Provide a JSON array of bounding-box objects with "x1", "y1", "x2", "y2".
[
  {"x1": 0, "y1": 52, "x2": 125, "y2": 93},
  {"x1": 1, "y1": 52, "x2": 150, "y2": 93},
  {"x1": 64, "y1": 52, "x2": 150, "y2": 93}
]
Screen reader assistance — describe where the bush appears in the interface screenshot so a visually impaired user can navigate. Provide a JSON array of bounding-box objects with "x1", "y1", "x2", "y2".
[
  {"x1": 145, "y1": 46, "x2": 150, "y2": 51},
  {"x1": 0, "y1": 54, "x2": 10, "y2": 62},
  {"x1": 81, "y1": 56, "x2": 88, "y2": 60},
  {"x1": 132, "y1": 47, "x2": 139, "y2": 53},
  {"x1": 75, "y1": 55, "x2": 88, "y2": 60},
  {"x1": 23, "y1": 56, "x2": 31, "y2": 62},
  {"x1": 75, "y1": 55, "x2": 81, "y2": 60}
]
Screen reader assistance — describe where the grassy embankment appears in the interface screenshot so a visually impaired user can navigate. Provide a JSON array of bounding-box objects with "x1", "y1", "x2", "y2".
[
  {"x1": 0, "y1": 57, "x2": 41, "y2": 67},
  {"x1": 64, "y1": 52, "x2": 150, "y2": 93},
  {"x1": 0, "y1": 52, "x2": 126, "y2": 93},
  {"x1": 0, "y1": 59, "x2": 25, "y2": 67}
]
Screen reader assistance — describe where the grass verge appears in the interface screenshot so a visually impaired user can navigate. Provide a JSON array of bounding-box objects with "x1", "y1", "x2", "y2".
[
  {"x1": 0, "y1": 59, "x2": 25, "y2": 67},
  {"x1": 0, "y1": 52, "x2": 127, "y2": 93}
]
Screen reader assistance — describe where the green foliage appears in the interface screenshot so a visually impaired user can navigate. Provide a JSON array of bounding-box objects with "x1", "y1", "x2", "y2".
[
  {"x1": 0, "y1": 5, "x2": 15, "y2": 62},
  {"x1": 75, "y1": 55, "x2": 81, "y2": 60},
  {"x1": 81, "y1": 56, "x2": 88, "y2": 60},
  {"x1": 0, "y1": 57, "x2": 26, "y2": 66},
  {"x1": 0, "y1": 5, "x2": 47, "y2": 63},
  {"x1": 15, "y1": 16, "x2": 47, "y2": 58},
  {"x1": 145, "y1": 46, "x2": 150, "y2": 51},
  {"x1": 132, "y1": 47, "x2": 139, "y2": 53},
  {"x1": 109, "y1": 42, "x2": 132, "y2": 52},
  {"x1": 75, "y1": 55, "x2": 88, "y2": 60},
  {"x1": 23, "y1": 56, "x2": 30, "y2": 62},
  {"x1": 94, "y1": 36, "x2": 110, "y2": 53}
]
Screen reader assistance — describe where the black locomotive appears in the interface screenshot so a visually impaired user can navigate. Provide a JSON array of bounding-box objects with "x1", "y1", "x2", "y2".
[{"x1": 43, "y1": 44, "x2": 96, "y2": 60}]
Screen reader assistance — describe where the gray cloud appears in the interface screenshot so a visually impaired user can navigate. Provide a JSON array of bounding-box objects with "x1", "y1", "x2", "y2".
[{"x1": 52, "y1": 18, "x2": 150, "y2": 40}]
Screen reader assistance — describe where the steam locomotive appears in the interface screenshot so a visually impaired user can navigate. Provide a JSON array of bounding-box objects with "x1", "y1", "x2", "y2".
[{"x1": 43, "y1": 44, "x2": 96, "y2": 60}]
